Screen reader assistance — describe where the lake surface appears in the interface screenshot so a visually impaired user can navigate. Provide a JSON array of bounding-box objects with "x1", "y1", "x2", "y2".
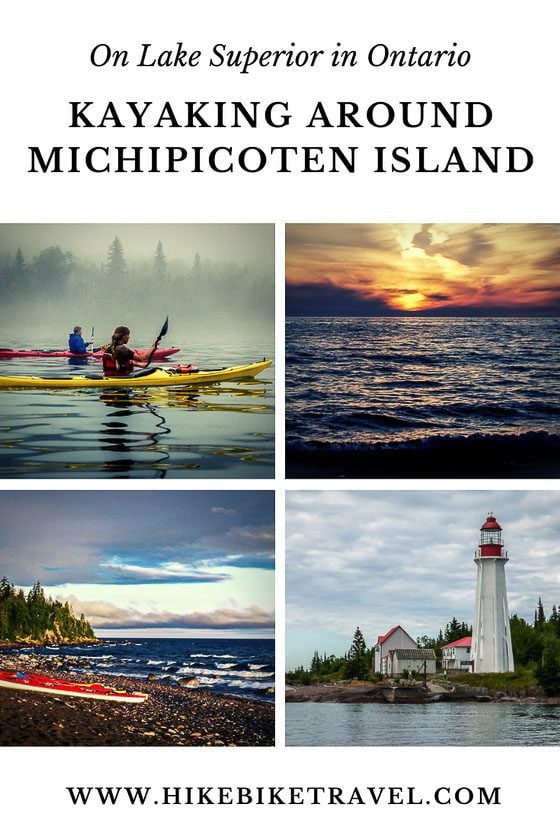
[
  {"x1": 0, "y1": 327, "x2": 274, "y2": 478},
  {"x1": 286, "y1": 316, "x2": 560, "y2": 477},
  {"x1": 285, "y1": 702, "x2": 560, "y2": 746},
  {"x1": 14, "y1": 637, "x2": 275, "y2": 703}
]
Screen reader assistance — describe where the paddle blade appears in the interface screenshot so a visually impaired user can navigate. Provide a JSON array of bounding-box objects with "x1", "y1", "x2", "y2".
[{"x1": 157, "y1": 316, "x2": 169, "y2": 342}]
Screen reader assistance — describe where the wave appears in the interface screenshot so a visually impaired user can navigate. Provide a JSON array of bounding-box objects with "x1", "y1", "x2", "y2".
[
  {"x1": 287, "y1": 430, "x2": 560, "y2": 453},
  {"x1": 177, "y1": 666, "x2": 274, "y2": 680},
  {"x1": 190, "y1": 653, "x2": 237, "y2": 659}
]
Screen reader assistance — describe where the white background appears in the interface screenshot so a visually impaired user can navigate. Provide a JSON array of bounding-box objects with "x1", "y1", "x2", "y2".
[{"x1": 1, "y1": 0, "x2": 559, "y2": 836}]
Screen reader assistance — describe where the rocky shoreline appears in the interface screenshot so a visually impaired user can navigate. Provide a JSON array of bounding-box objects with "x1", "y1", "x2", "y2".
[
  {"x1": 286, "y1": 682, "x2": 560, "y2": 705},
  {"x1": 0, "y1": 653, "x2": 274, "y2": 747}
]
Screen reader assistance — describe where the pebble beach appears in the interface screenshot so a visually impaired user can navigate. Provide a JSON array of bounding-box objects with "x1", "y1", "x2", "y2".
[{"x1": 0, "y1": 653, "x2": 274, "y2": 747}]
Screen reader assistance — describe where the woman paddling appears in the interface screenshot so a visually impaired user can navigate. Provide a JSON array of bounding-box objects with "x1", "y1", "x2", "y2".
[{"x1": 102, "y1": 326, "x2": 159, "y2": 375}]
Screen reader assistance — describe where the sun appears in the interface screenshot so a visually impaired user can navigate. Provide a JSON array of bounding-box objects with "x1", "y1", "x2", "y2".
[{"x1": 395, "y1": 292, "x2": 426, "y2": 311}]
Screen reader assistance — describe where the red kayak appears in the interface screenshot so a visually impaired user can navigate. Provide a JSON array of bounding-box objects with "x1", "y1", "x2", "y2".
[
  {"x1": 0, "y1": 668, "x2": 148, "y2": 703},
  {"x1": 0, "y1": 347, "x2": 180, "y2": 360}
]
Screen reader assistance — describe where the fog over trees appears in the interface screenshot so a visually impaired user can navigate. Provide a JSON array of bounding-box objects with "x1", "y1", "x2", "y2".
[{"x1": 0, "y1": 226, "x2": 274, "y2": 343}]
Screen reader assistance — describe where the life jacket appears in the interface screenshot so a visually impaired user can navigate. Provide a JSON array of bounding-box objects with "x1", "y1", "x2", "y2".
[{"x1": 102, "y1": 348, "x2": 134, "y2": 376}]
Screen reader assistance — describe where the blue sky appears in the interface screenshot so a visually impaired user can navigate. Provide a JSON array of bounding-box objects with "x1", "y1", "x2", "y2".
[
  {"x1": 286, "y1": 489, "x2": 560, "y2": 669},
  {"x1": 0, "y1": 490, "x2": 274, "y2": 638}
]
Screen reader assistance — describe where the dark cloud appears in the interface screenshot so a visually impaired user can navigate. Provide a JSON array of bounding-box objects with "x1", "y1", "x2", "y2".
[
  {"x1": 0, "y1": 490, "x2": 275, "y2": 586},
  {"x1": 425, "y1": 293, "x2": 451, "y2": 302},
  {"x1": 286, "y1": 279, "x2": 394, "y2": 316}
]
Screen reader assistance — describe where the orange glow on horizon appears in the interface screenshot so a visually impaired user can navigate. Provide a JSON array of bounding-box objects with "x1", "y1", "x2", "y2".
[{"x1": 286, "y1": 224, "x2": 560, "y2": 314}]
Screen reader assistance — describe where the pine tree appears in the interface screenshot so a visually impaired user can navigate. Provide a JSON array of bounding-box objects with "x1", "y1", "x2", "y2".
[
  {"x1": 536, "y1": 598, "x2": 546, "y2": 629},
  {"x1": 345, "y1": 626, "x2": 368, "y2": 680},
  {"x1": 106, "y1": 237, "x2": 127, "y2": 278},
  {"x1": 153, "y1": 241, "x2": 167, "y2": 281}
]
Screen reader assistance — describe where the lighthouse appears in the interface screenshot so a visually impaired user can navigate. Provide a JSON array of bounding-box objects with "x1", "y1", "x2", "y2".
[{"x1": 471, "y1": 513, "x2": 514, "y2": 673}]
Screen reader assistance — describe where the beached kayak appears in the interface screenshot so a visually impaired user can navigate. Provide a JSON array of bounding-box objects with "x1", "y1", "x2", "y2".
[
  {"x1": 0, "y1": 346, "x2": 180, "y2": 360},
  {"x1": 0, "y1": 669, "x2": 148, "y2": 703},
  {"x1": 0, "y1": 359, "x2": 273, "y2": 389}
]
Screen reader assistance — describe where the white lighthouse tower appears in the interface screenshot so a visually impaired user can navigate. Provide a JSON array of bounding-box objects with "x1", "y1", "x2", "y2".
[{"x1": 471, "y1": 513, "x2": 514, "y2": 673}]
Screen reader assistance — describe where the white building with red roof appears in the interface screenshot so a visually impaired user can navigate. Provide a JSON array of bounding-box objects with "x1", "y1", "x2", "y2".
[
  {"x1": 441, "y1": 636, "x2": 472, "y2": 671},
  {"x1": 373, "y1": 625, "x2": 417, "y2": 675}
]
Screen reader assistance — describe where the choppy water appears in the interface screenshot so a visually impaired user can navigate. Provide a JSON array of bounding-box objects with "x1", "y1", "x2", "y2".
[
  {"x1": 0, "y1": 327, "x2": 274, "y2": 478},
  {"x1": 15, "y1": 638, "x2": 275, "y2": 703},
  {"x1": 286, "y1": 702, "x2": 560, "y2": 746},
  {"x1": 286, "y1": 317, "x2": 560, "y2": 451}
]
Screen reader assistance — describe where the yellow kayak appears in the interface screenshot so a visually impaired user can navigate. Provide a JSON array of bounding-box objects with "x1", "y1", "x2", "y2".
[{"x1": 0, "y1": 360, "x2": 272, "y2": 390}]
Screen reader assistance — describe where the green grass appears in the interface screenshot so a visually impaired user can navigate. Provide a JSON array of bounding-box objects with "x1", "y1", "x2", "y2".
[{"x1": 430, "y1": 666, "x2": 538, "y2": 692}]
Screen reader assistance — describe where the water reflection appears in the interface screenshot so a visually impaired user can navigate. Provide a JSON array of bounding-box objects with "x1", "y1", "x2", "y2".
[
  {"x1": 98, "y1": 390, "x2": 172, "y2": 477},
  {"x1": 0, "y1": 342, "x2": 275, "y2": 478}
]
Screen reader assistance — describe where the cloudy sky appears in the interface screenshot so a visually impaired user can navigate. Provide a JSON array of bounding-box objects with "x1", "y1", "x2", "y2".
[
  {"x1": 0, "y1": 490, "x2": 274, "y2": 638},
  {"x1": 286, "y1": 223, "x2": 560, "y2": 316},
  {"x1": 286, "y1": 489, "x2": 560, "y2": 669}
]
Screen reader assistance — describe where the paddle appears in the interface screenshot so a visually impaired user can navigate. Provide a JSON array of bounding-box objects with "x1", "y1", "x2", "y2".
[
  {"x1": 88, "y1": 325, "x2": 102, "y2": 354},
  {"x1": 145, "y1": 316, "x2": 169, "y2": 367}
]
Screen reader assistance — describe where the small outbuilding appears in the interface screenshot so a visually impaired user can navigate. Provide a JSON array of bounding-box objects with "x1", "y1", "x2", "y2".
[{"x1": 386, "y1": 648, "x2": 437, "y2": 677}]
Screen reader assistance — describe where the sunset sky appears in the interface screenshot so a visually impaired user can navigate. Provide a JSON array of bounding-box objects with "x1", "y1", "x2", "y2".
[
  {"x1": 286, "y1": 224, "x2": 560, "y2": 316},
  {"x1": 0, "y1": 491, "x2": 274, "y2": 638}
]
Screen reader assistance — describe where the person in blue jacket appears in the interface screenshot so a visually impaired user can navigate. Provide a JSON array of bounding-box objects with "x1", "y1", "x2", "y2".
[{"x1": 68, "y1": 326, "x2": 92, "y2": 355}]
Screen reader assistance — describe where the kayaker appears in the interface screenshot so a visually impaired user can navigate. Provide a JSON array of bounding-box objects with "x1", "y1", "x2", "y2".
[
  {"x1": 102, "y1": 325, "x2": 159, "y2": 375},
  {"x1": 68, "y1": 326, "x2": 92, "y2": 355}
]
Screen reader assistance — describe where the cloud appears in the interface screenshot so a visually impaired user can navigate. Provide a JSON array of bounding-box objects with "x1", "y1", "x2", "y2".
[
  {"x1": 64, "y1": 596, "x2": 274, "y2": 630},
  {"x1": 98, "y1": 557, "x2": 231, "y2": 584},
  {"x1": 0, "y1": 490, "x2": 274, "y2": 586},
  {"x1": 286, "y1": 279, "x2": 395, "y2": 316},
  {"x1": 286, "y1": 224, "x2": 560, "y2": 315},
  {"x1": 413, "y1": 224, "x2": 496, "y2": 266},
  {"x1": 286, "y1": 490, "x2": 560, "y2": 668},
  {"x1": 286, "y1": 224, "x2": 397, "y2": 252},
  {"x1": 531, "y1": 247, "x2": 560, "y2": 271}
]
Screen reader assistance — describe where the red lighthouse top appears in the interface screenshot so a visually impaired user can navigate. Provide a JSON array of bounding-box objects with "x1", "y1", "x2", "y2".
[
  {"x1": 478, "y1": 513, "x2": 505, "y2": 557},
  {"x1": 481, "y1": 514, "x2": 502, "y2": 531}
]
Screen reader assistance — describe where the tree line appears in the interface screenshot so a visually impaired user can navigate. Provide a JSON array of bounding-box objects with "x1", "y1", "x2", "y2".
[
  {"x1": 287, "y1": 626, "x2": 375, "y2": 685},
  {"x1": 0, "y1": 236, "x2": 273, "y2": 325},
  {"x1": 0, "y1": 578, "x2": 95, "y2": 644},
  {"x1": 286, "y1": 600, "x2": 560, "y2": 695}
]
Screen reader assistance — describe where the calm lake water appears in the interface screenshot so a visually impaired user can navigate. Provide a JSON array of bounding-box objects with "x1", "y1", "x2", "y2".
[
  {"x1": 0, "y1": 327, "x2": 274, "y2": 479},
  {"x1": 286, "y1": 317, "x2": 560, "y2": 449},
  {"x1": 285, "y1": 702, "x2": 560, "y2": 746}
]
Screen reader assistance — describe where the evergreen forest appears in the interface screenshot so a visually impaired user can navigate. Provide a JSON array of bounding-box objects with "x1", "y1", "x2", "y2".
[
  {"x1": 0, "y1": 578, "x2": 95, "y2": 644},
  {"x1": 287, "y1": 600, "x2": 560, "y2": 695},
  {"x1": 0, "y1": 236, "x2": 273, "y2": 333}
]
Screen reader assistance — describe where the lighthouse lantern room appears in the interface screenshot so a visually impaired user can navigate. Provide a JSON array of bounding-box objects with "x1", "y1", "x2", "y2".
[{"x1": 471, "y1": 513, "x2": 514, "y2": 673}]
